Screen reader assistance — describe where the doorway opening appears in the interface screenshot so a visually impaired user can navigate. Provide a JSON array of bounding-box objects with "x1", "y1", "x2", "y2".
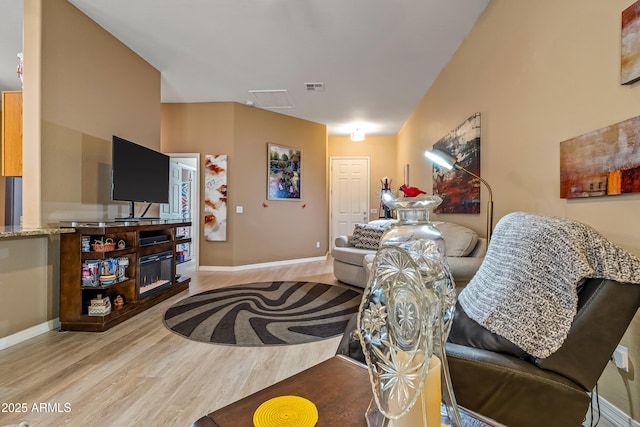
[{"x1": 162, "y1": 153, "x2": 200, "y2": 271}]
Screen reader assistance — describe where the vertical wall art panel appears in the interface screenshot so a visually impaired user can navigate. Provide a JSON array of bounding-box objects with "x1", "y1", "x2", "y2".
[
  {"x1": 204, "y1": 154, "x2": 228, "y2": 241},
  {"x1": 622, "y1": 0, "x2": 640, "y2": 85},
  {"x1": 560, "y1": 115, "x2": 640, "y2": 198},
  {"x1": 432, "y1": 113, "x2": 481, "y2": 214}
]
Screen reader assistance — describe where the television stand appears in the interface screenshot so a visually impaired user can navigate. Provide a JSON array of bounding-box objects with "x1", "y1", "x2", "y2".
[{"x1": 58, "y1": 220, "x2": 192, "y2": 332}]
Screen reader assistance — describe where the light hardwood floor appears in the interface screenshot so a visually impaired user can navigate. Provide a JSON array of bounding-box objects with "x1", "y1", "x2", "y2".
[
  {"x1": 0, "y1": 258, "x2": 353, "y2": 427},
  {"x1": 0, "y1": 258, "x2": 617, "y2": 427}
]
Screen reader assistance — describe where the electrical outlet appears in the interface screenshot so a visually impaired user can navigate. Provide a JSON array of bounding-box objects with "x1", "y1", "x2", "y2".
[
  {"x1": 316, "y1": 241, "x2": 320, "y2": 248},
  {"x1": 612, "y1": 345, "x2": 629, "y2": 372}
]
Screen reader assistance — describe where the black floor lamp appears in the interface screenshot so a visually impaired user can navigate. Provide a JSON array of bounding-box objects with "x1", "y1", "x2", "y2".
[{"x1": 424, "y1": 149, "x2": 493, "y2": 244}]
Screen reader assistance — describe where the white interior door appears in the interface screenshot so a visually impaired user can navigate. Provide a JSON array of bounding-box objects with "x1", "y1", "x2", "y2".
[
  {"x1": 161, "y1": 162, "x2": 183, "y2": 219},
  {"x1": 163, "y1": 154, "x2": 200, "y2": 269},
  {"x1": 330, "y1": 157, "x2": 370, "y2": 248}
]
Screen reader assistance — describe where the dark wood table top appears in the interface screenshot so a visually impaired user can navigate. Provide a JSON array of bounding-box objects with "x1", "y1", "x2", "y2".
[{"x1": 192, "y1": 355, "x2": 504, "y2": 427}]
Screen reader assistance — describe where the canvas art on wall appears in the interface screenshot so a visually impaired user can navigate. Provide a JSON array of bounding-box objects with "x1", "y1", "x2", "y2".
[
  {"x1": 621, "y1": 0, "x2": 640, "y2": 85},
  {"x1": 432, "y1": 113, "x2": 481, "y2": 214},
  {"x1": 268, "y1": 143, "x2": 302, "y2": 200},
  {"x1": 204, "y1": 154, "x2": 227, "y2": 241},
  {"x1": 560, "y1": 115, "x2": 640, "y2": 198}
]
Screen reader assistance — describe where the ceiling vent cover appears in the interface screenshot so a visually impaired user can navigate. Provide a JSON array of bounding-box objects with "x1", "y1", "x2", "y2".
[
  {"x1": 248, "y1": 90, "x2": 295, "y2": 109},
  {"x1": 305, "y1": 82, "x2": 325, "y2": 92}
]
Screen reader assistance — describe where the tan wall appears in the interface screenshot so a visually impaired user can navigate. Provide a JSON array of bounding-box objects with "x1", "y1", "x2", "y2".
[
  {"x1": 161, "y1": 102, "x2": 328, "y2": 267},
  {"x1": 328, "y1": 135, "x2": 398, "y2": 222},
  {"x1": 24, "y1": 0, "x2": 161, "y2": 225},
  {"x1": 1, "y1": 0, "x2": 161, "y2": 340},
  {"x1": 398, "y1": 0, "x2": 640, "y2": 419},
  {"x1": 0, "y1": 236, "x2": 55, "y2": 338}
]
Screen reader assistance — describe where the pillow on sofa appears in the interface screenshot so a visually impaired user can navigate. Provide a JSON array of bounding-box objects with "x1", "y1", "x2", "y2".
[
  {"x1": 434, "y1": 222, "x2": 479, "y2": 257},
  {"x1": 352, "y1": 223, "x2": 388, "y2": 249}
]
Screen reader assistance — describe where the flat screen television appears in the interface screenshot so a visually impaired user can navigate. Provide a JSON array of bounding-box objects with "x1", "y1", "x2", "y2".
[{"x1": 111, "y1": 135, "x2": 170, "y2": 220}]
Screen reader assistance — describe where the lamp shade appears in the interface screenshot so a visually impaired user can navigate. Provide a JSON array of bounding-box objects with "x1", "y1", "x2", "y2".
[{"x1": 424, "y1": 149, "x2": 457, "y2": 170}]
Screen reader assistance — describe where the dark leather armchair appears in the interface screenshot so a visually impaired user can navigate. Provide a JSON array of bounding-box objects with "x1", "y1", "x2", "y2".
[
  {"x1": 447, "y1": 278, "x2": 640, "y2": 427},
  {"x1": 337, "y1": 278, "x2": 640, "y2": 426}
]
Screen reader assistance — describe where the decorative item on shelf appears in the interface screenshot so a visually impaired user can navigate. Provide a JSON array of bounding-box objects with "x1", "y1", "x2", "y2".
[
  {"x1": 92, "y1": 237, "x2": 116, "y2": 252},
  {"x1": 375, "y1": 193, "x2": 464, "y2": 427},
  {"x1": 358, "y1": 245, "x2": 436, "y2": 426},
  {"x1": 99, "y1": 274, "x2": 116, "y2": 286},
  {"x1": 88, "y1": 294, "x2": 111, "y2": 316},
  {"x1": 82, "y1": 260, "x2": 101, "y2": 286},
  {"x1": 99, "y1": 258, "x2": 118, "y2": 285},
  {"x1": 117, "y1": 239, "x2": 126, "y2": 249},
  {"x1": 116, "y1": 257, "x2": 129, "y2": 281},
  {"x1": 81, "y1": 236, "x2": 91, "y2": 252},
  {"x1": 113, "y1": 294, "x2": 125, "y2": 309}
]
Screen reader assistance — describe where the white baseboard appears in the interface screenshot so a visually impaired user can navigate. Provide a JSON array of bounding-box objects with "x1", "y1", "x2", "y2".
[
  {"x1": 0, "y1": 318, "x2": 60, "y2": 351},
  {"x1": 585, "y1": 395, "x2": 640, "y2": 427},
  {"x1": 199, "y1": 255, "x2": 328, "y2": 272}
]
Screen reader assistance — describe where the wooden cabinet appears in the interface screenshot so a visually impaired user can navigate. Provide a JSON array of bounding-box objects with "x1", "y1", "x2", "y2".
[
  {"x1": 1, "y1": 91, "x2": 22, "y2": 176},
  {"x1": 59, "y1": 220, "x2": 192, "y2": 332}
]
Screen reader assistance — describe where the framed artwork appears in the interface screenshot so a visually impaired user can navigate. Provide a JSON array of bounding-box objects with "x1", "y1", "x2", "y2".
[
  {"x1": 622, "y1": 0, "x2": 640, "y2": 85},
  {"x1": 432, "y1": 113, "x2": 481, "y2": 214},
  {"x1": 267, "y1": 143, "x2": 302, "y2": 200},
  {"x1": 204, "y1": 154, "x2": 227, "y2": 241},
  {"x1": 560, "y1": 114, "x2": 640, "y2": 198}
]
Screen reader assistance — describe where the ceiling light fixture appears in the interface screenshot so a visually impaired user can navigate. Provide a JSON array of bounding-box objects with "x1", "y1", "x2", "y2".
[{"x1": 350, "y1": 128, "x2": 365, "y2": 142}]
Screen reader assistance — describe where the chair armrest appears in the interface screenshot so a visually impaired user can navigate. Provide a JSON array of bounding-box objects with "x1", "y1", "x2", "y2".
[{"x1": 446, "y1": 343, "x2": 590, "y2": 427}]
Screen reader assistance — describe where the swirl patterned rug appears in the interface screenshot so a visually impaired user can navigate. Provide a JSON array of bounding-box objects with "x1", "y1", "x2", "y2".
[{"x1": 163, "y1": 281, "x2": 363, "y2": 346}]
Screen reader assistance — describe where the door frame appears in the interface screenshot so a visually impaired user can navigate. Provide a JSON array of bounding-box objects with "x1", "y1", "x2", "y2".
[
  {"x1": 166, "y1": 153, "x2": 200, "y2": 269},
  {"x1": 329, "y1": 156, "x2": 370, "y2": 249}
]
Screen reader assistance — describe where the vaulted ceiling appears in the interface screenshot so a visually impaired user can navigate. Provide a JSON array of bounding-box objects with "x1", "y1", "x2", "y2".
[{"x1": 0, "y1": 0, "x2": 489, "y2": 136}]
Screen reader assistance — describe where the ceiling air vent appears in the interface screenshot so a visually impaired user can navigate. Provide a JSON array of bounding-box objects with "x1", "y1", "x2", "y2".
[
  {"x1": 305, "y1": 82, "x2": 325, "y2": 92},
  {"x1": 248, "y1": 90, "x2": 295, "y2": 109}
]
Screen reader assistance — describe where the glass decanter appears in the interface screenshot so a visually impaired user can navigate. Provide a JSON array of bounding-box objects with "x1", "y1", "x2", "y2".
[
  {"x1": 377, "y1": 193, "x2": 463, "y2": 427},
  {"x1": 358, "y1": 245, "x2": 436, "y2": 426}
]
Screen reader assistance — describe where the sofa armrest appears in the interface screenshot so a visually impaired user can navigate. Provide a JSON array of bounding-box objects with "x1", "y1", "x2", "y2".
[
  {"x1": 334, "y1": 235, "x2": 353, "y2": 247},
  {"x1": 468, "y1": 237, "x2": 487, "y2": 257},
  {"x1": 446, "y1": 256, "x2": 484, "y2": 283}
]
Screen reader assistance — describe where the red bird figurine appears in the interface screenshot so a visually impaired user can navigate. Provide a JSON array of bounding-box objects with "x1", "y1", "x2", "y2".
[{"x1": 399, "y1": 184, "x2": 427, "y2": 197}]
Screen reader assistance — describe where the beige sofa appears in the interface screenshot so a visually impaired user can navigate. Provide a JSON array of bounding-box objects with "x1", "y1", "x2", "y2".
[{"x1": 331, "y1": 221, "x2": 487, "y2": 288}]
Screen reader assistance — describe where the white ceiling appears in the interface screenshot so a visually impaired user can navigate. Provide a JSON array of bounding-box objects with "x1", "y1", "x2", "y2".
[{"x1": 1, "y1": 0, "x2": 489, "y2": 136}]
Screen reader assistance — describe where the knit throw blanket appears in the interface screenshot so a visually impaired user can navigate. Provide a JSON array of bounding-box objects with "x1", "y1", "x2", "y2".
[{"x1": 458, "y1": 212, "x2": 640, "y2": 359}]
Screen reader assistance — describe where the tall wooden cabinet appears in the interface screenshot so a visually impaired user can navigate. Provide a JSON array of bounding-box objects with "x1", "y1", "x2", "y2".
[
  {"x1": 1, "y1": 91, "x2": 22, "y2": 176},
  {"x1": 59, "y1": 220, "x2": 192, "y2": 332}
]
